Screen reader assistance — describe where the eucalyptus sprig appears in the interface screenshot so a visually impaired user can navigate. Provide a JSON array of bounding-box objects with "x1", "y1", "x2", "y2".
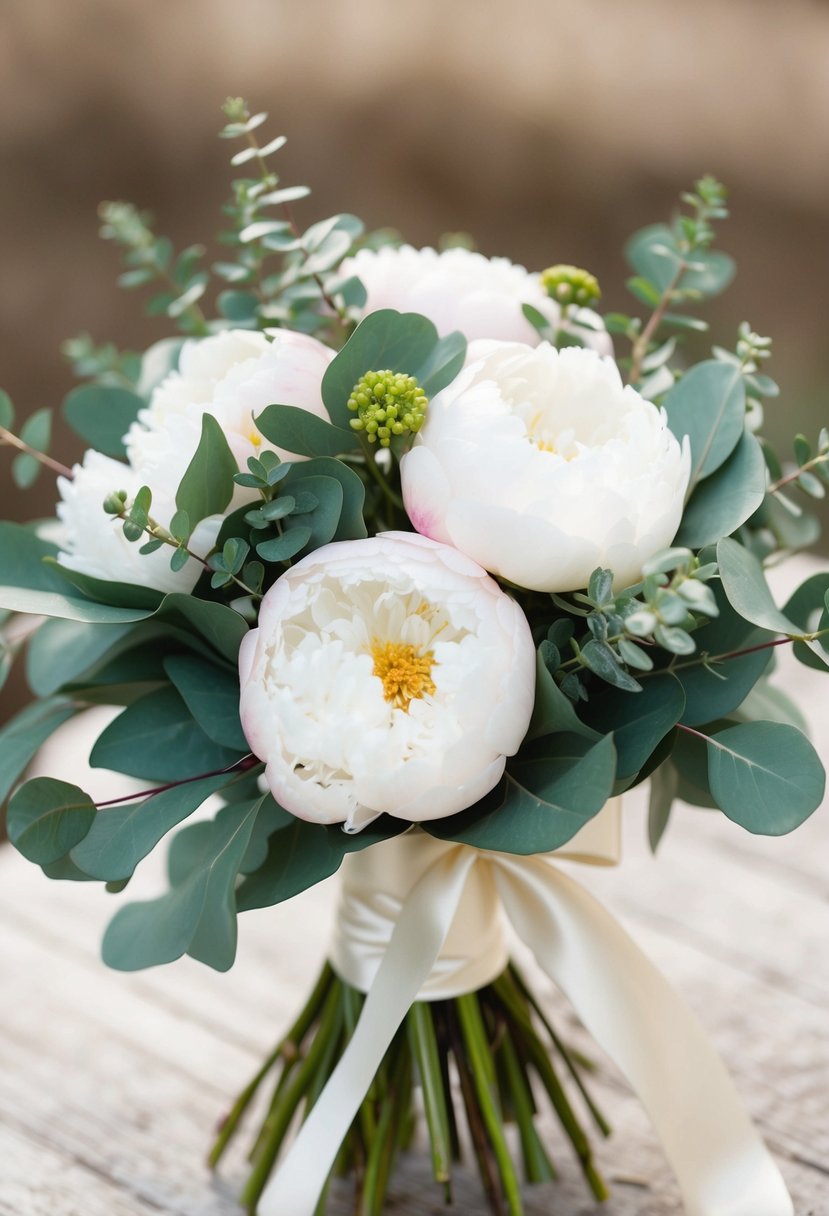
[
  {"x1": 0, "y1": 389, "x2": 69, "y2": 487},
  {"x1": 608, "y1": 176, "x2": 734, "y2": 384},
  {"x1": 215, "y1": 97, "x2": 365, "y2": 337},
  {"x1": 98, "y1": 201, "x2": 210, "y2": 336},
  {"x1": 546, "y1": 549, "x2": 719, "y2": 700}
]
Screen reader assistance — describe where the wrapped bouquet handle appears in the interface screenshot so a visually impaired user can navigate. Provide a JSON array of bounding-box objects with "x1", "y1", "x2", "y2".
[{"x1": 260, "y1": 822, "x2": 792, "y2": 1216}]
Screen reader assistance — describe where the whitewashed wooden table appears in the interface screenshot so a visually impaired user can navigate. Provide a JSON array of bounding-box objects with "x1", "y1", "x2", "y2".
[{"x1": 2, "y1": 564, "x2": 828, "y2": 1216}]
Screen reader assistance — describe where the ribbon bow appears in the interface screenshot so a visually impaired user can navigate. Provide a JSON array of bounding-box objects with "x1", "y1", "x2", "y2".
[{"x1": 259, "y1": 811, "x2": 792, "y2": 1216}]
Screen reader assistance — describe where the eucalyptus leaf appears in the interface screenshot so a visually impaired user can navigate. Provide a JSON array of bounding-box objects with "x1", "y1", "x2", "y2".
[
  {"x1": 282, "y1": 458, "x2": 367, "y2": 541},
  {"x1": 62, "y1": 384, "x2": 143, "y2": 458},
  {"x1": 706, "y1": 721, "x2": 825, "y2": 835},
  {"x1": 163, "y1": 654, "x2": 249, "y2": 751},
  {"x1": 664, "y1": 361, "x2": 745, "y2": 492},
  {"x1": 26, "y1": 618, "x2": 137, "y2": 697},
  {"x1": 321, "y1": 310, "x2": 465, "y2": 429},
  {"x1": 8, "y1": 777, "x2": 96, "y2": 864},
  {"x1": 236, "y1": 814, "x2": 407, "y2": 911},
  {"x1": 664, "y1": 577, "x2": 774, "y2": 726},
  {"x1": 784, "y1": 574, "x2": 829, "y2": 671},
  {"x1": 675, "y1": 432, "x2": 766, "y2": 548},
  {"x1": 581, "y1": 674, "x2": 685, "y2": 780},
  {"x1": 254, "y1": 404, "x2": 359, "y2": 457},
  {"x1": 648, "y1": 762, "x2": 678, "y2": 853},
  {"x1": 626, "y1": 223, "x2": 735, "y2": 297},
  {"x1": 256, "y1": 526, "x2": 311, "y2": 563},
  {"x1": 71, "y1": 771, "x2": 235, "y2": 881},
  {"x1": 0, "y1": 388, "x2": 14, "y2": 429},
  {"x1": 0, "y1": 698, "x2": 76, "y2": 804},
  {"x1": 527, "y1": 653, "x2": 598, "y2": 742},
  {"x1": 101, "y1": 798, "x2": 263, "y2": 971},
  {"x1": 90, "y1": 686, "x2": 244, "y2": 780},
  {"x1": 175, "y1": 413, "x2": 238, "y2": 527},
  {"x1": 717, "y1": 537, "x2": 804, "y2": 636}
]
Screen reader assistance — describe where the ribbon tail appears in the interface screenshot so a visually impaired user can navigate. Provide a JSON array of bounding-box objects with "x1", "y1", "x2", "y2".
[
  {"x1": 258, "y1": 847, "x2": 476, "y2": 1216},
  {"x1": 493, "y1": 855, "x2": 793, "y2": 1216}
]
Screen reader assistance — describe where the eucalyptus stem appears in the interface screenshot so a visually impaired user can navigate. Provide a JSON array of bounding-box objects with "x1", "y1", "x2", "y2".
[
  {"x1": 239, "y1": 117, "x2": 349, "y2": 329},
  {"x1": 0, "y1": 425, "x2": 73, "y2": 479},
  {"x1": 111, "y1": 506, "x2": 261, "y2": 600},
  {"x1": 628, "y1": 260, "x2": 686, "y2": 384},
  {"x1": 768, "y1": 452, "x2": 829, "y2": 495}
]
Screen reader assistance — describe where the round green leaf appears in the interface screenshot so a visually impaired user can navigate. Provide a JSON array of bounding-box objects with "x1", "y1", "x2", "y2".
[
  {"x1": 707, "y1": 721, "x2": 825, "y2": 835},
  {"x1": 63, "y1": 384, "x2": 144, "y2": 458},
  {"x1": 676, "y1": 432, "x2": 766, "y2": 549},
  {"x1": 664, "y1": 361, "x2": 745, "y2": 491},
  {"x1": 8, "y1": 777, "x2": 96, "y2": 864}
]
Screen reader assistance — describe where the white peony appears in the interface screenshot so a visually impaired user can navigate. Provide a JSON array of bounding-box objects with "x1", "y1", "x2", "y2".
[
  {"x1": 238, "y1": 531, "x2": 535, "y2": 832},
  {"x1": 126, "y1": 327, "x2": 336, "y2": 482},
  {"x1": 55, "y1": 450, "x2": 219, "y2": 593},
  {"x1": 340, "y1": 244, "x2": 611, "y2": 353},
  {"x1": 400, "y1": 341, "x2": 690, "y2": 594},
  {"x1": 55, "y1": 329, "x2": 338, "y2": 594}
]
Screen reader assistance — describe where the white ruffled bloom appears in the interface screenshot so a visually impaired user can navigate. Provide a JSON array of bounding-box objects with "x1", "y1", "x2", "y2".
[
  {"x1": 238, "y1": 532, "x2": 535, "y2": 832},
  {"x1": 56, "y1": 330, "x2": 336, "y2": 593},
  {"x1": 126, "y1": 328, "x2": 336, "y2": 485},
  {"x1": 55, "y1": 450, "x2": 219, "y2": 593},
  {"x1": 340, "y1": 244, "x2": 611, "y2": 354},
  {"x1": 400, "y1": 341, "x2": 691, "y2": 594}
]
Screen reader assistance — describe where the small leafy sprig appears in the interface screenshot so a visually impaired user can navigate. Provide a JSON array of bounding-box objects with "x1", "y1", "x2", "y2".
[
  {"x1": 215, "y1": 98, "x2": 365, "y2": 336},
  {"x1": 0, "y1": 389, "x2": 70, "y2": 487},
  {"x1": 98, "y1": 201, "x2": 210, "y2": 336},
  {"x1": 608, "y1": 176, "x2": 734, "y2": 385},
  {"x1": 546, "y1": 549, "x2": 719, "y2": 700},
  {"x1": 61, "y1": 334, "x2": 142, "y2": 388}
]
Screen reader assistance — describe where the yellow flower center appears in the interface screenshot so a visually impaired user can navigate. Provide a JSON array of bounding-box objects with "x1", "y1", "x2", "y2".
[
  {"x1": 526, "y1": 411, "x2": 556, "y2": 453},
  {"x1": 371, "y1": 640, "x2": 436, "y2": 712}
]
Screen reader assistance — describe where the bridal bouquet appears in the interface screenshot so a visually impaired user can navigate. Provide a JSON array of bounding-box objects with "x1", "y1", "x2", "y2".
[{"x1": 2, "y1": 99, "x2": 826, "y2": 1216}]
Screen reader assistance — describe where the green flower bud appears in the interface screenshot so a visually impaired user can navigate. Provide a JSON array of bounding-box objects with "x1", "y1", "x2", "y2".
[
  {"x1": 540, "y1": 265, "x2": 601, "y2": 309},
  {"x1": 347, "y1": 370, "x2": 428, "y2": 448},
  {"x1": 103, "y1": 489, "x2": 128, "y2": 515}
]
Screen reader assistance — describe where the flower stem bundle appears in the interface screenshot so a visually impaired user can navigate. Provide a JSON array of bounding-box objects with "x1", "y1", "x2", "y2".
[{"x1": 209, "y1": 962, "x2": 608, "y2": 1216}]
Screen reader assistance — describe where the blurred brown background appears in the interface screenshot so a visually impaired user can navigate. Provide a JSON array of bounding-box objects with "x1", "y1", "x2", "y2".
[{"x1": 1, "y1": 0, "x2": 828, "y2": 713}]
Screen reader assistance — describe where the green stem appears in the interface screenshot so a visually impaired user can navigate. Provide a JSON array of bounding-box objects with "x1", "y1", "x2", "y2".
[
  {"x1": 355, "y1": 440, "x2": 406, "y2": 514},
  {"x1": 768, "y1": 451, "x2": 829, "y2": 495},
  {"x1": 508, "y1": 963, "x2": 611, "y2": 1137},
  {"x1": 240, "y1": 981, "x2": 343, "y2": 1212},
  {"x1": 448, "y1": 1006, "x2": 508, "y2": 1216},
  {"x1": 628, "y1": 259, "x2": 686, "y2": 384},
  {"x1": 456, "y1": 993, "x2": 524, "y2": 1216},
  {"x1": 492, "y1": 974, "x2": 608, "y2": 1201},
  {"x1": 342, "y1": 984, "x2": 377, "y2": 1147},
  {"x1": 497, "y1": 1025, "x2": 557, "y2": 1184},
  {"x1": 360, "y1": 1037, "x2": 410, "y2": 1216},
  {"x1": 216, "y1": 963, "x2": 333, "y2": 1169},
  {"x1": 407, "y1": 1002, "x2": 453, "y2": 1193}
]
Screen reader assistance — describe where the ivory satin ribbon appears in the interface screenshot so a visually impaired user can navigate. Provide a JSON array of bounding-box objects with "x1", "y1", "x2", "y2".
[{"x1": 259, "y1": 803, "x2": 792, "y2": 1216}]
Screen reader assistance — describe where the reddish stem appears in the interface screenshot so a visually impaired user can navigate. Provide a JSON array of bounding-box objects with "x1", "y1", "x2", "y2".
[{"x1": 95, "y1": 753, "x2": 259, "y2": 808}]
